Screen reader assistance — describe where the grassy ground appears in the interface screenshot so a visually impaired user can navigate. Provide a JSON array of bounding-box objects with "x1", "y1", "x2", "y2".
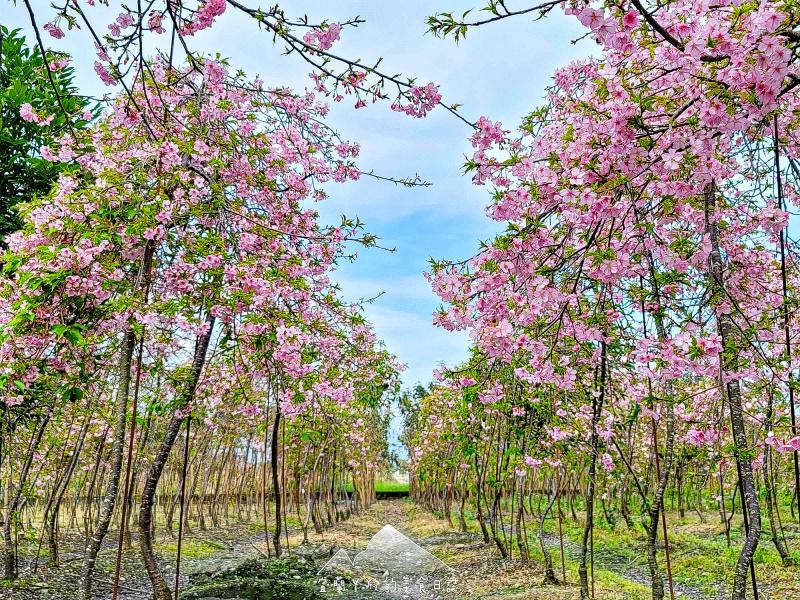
[
  {"x1": 7, "y1": 497, "x2": 800, "y2": 599},
  {"x1": 375, "y1": 481, "x2": 410, "y2": 493},
  {"x1": 556, "y1": 509, "x2": 800, "y2": 598},
  {"x1": 279, "y1": 498, "x2": 666, "y2": 599},
  {"x1": 343, "y1": 480, "x2": 410, "y2": 493},
  {"x1": 438, "y1": 498, "x2": 800, "y2": 599}
]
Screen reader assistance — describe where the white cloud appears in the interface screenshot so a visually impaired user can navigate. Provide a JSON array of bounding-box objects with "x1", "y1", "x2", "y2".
[
  {"x1": 362, "y1": 304, "x2": 470, "y2": 387},
  {"x1": 333, "y1": 273, "x2": 434, "y2": 304}
]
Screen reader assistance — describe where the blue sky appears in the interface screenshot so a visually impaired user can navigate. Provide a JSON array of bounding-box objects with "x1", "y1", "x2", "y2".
[{"x1": 6, "y1": 1, "x2": 593, "y2": 388}]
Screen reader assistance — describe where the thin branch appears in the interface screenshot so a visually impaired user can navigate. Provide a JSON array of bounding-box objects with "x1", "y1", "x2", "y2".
[{"x1": 21, "y1": 0, "x2": 76, "y2": 136}]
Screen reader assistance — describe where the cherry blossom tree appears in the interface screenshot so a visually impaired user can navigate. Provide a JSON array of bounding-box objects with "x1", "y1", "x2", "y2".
[{"x1": 420, "y1": 2, "x2": 800, "y2": 599}]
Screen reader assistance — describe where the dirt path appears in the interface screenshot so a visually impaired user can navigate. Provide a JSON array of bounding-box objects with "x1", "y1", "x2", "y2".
[{"x1": 288, "y1": 499, "x2": 661, "y2": 600}]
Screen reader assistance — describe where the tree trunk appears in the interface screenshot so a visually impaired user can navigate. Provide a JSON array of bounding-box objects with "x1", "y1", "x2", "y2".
[
  {"x1": 704, "y1": 182, "x2": 761, "y2": 600},
  {"x1": 539, "y1": 475, "x2": 559, "y2": 584},
  {"x1": 579, "y1": 340, "x2": 606, "y2": 600},
  {"x1": 764, "y1": 393, "x2": 790, "y2": 565},
  {"x1": 49, "y1": 410, "x2": 91, "y2": 567},
  {"x1": 3, "y1": 408, "x2": 52, "y2": 579},
  {"x1": 78, "y1": 330, "x2": 136, "y2": 600},
  {"x1": 138, "y1": 317, "x2": 214, "y2": 600},
  {"x1": 647, "y1": 295, "x2": 676, "y2": 600},
  {"x1": 271, "y1": 404, "x2": 282, "y2": 558}
]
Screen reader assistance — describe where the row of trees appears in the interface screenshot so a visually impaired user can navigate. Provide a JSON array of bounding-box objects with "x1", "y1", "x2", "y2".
[
  {"x1": 9, "y1": 1, "x2": 800, "y2": 600},
  {"x1": 408, "y1": 2, "x2": 800, "y2": 600},
  {"x1": 0, "y1": 19, "x2": 401, "y2": 600}
]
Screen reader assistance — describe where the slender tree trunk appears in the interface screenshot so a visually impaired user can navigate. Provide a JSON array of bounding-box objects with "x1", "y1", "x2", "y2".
[
  {"x1": 271, "y1": 404, "x2": 282, "y2": 558},
  {"x1": 645, "y1": 277, "x2": 676, "y2": 600},
  {"x1": 474, "y1": 455, "x2": 490, "y2": 544},
  {"x1": 3, "y1": 408, "x2": 52, "y2": 579},
  {"x1": 489, "y1": 492, "x2": 508, "y2": 559},
  {"x1": 773, "y1": 116, "x2": 800, "y2": 525},
  {"x1": 78, "y1": 330, "x2": 136, "y2": 600},
  {"x1": 540, "y1": 475, "x2": 559, "y2": 584},
  {"x1": 48, "y1": 411, "x2": 91, "y2": 567},
  {"x1": 515, "y1": 479, "x2": 529, "y2": 562},
  {"x1": 82, "y1": 426, "x2": 109, "y2": 541},
  {"x1": 580, "y1": 340, "x2": 606, "y2": 600},
  {"x1": 645, "y1": 401, "x2": 674, "y2": 600},
  {"x1": 704, "y1": 182, "x2": 761, "y2": 600},
  {"x1": 138, "y1": 317, "x2": 214, "y2": 600},
  {"x1": 764, "y1": 393, "x2": 790, "y2": 564},
  {"x1": 458, "y1": 487, "x2": 468, "y2": 533}
]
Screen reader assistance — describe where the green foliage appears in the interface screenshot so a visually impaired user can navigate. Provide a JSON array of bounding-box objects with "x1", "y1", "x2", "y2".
[
  {"x1": 179, "y1": 556, "x2": 323, "y2": 600},
  {"x1": 374, "y1": 480, "x2": 409, "y2": 493},
  {"x1": 158, "y1": 539, "x2": 218, "y2": 559},
  {"x1": 0, "y1": 25, "x2": 92, "y2": 241}
]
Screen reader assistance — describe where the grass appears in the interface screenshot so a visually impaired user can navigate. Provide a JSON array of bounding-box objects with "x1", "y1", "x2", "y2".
[
  {"x1": 432, "y1": 495, "x2": 800, "y2": 598},
  {"x1": 375, "y1": 480, "x2": 409, "y2": 493},
  {"x1": 542, "y1": 505, "x2": 800, "y2": 597},
  {"x1": 14, "y1": 492, "x2": 799, "y2": 599},
  {"x1": 157, "y1": 539, "x2": 218, "y2": 559},
  {"x1": 428, "y1": 501, "x2": 648, "y2": 599},
  {"x1": 343, "y1": 480, "x2": 410, "y2": 493}
]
